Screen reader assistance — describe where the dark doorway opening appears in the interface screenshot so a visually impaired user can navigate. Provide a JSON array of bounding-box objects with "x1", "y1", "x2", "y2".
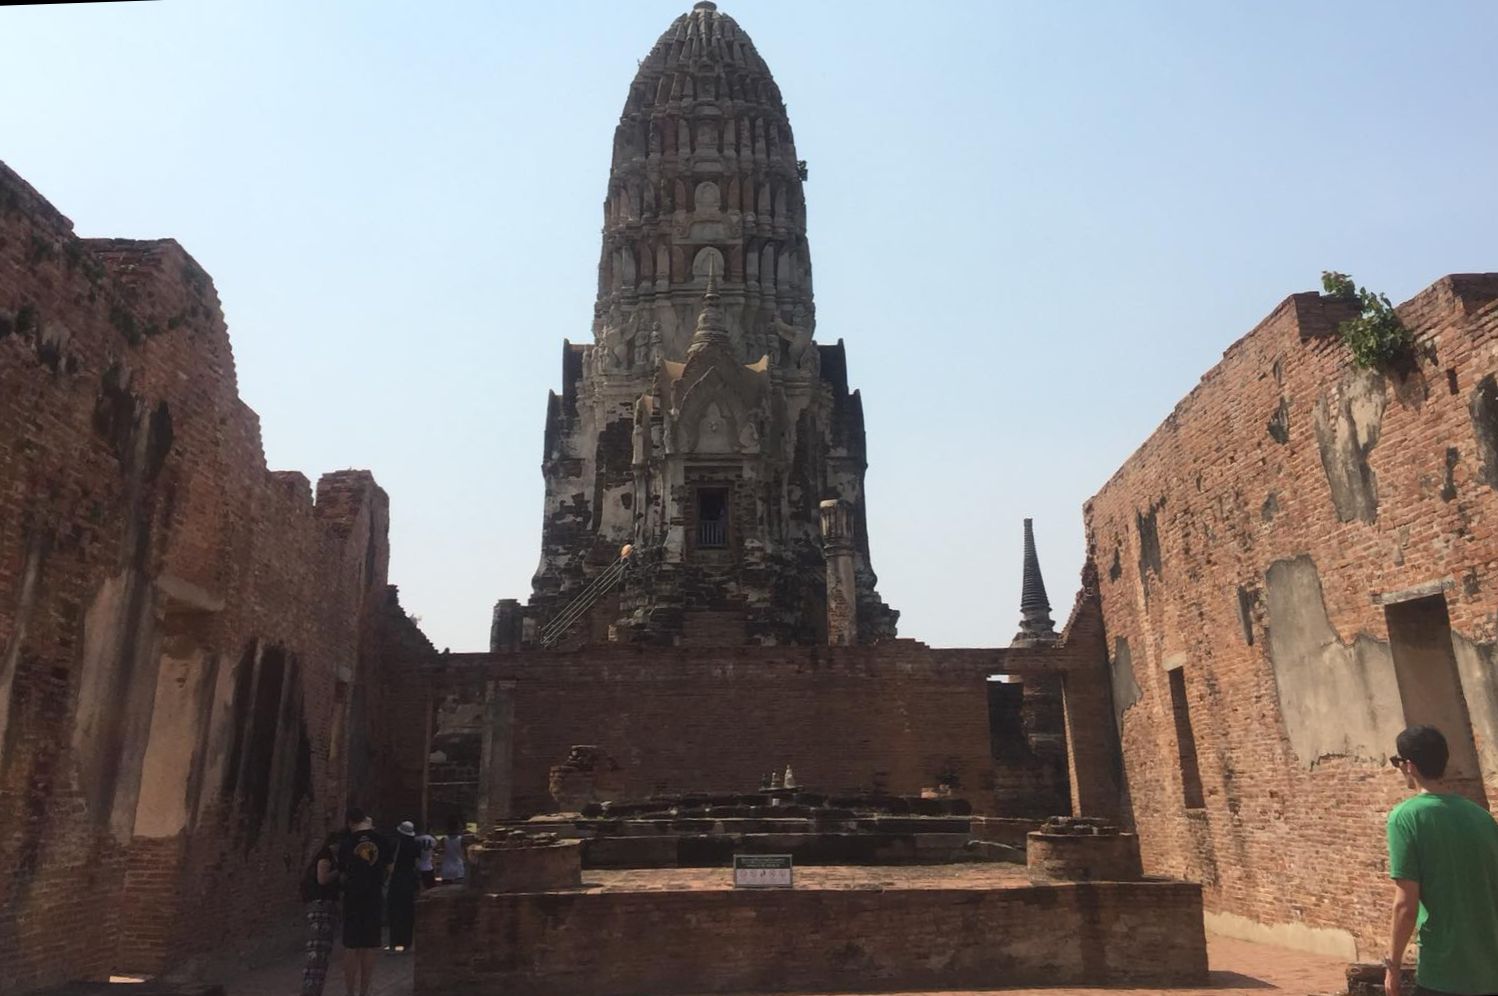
[
  {"x1": 696, "y1": 487, "x2": 728, "y2": 549},
  {"x1": 986, "y1": 678, "x2": 1028, "y2": 761},
  {"x1": 1386, "y1": 595, "x2": 1487, "y2": 804},
  {"x1": 1168, "y1": 667, "x2": 1206, "y2": 810}
]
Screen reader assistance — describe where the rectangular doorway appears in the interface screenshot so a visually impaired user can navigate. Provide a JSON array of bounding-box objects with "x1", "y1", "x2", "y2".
[
  {"x1": 1167, "y1": 667, "x2": 1206, "y2": 810},
  {"x1": 1385, "y1": 594, "x2": 1487, "y2": 804},
  {"x1": 695, "y1": 486, "x2": 729, "y2": 549}
]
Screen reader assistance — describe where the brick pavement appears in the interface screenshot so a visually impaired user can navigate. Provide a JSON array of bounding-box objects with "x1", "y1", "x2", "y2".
[{"x1": 224, "y1": 932, "x2": 1346, "y2": 996}]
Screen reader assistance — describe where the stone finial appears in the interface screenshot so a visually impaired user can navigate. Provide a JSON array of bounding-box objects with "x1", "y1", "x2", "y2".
[
  {"x1": 686, "y1": 256, "x2": 732, "y2": 357},
  {"x1": 784, "y1": 765, "x2": 796, "y2": 789},
  {"x1": 1012, "y1": 518, "x2": 1058, "y2": 647}
]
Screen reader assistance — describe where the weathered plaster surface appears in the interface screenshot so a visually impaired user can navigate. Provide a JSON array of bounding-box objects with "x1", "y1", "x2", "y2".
[
  {"x1": 1312, "y1": 367, "x2": 1386, "y2": 523},
  {"x1": 1450, "y1": 632, "x2": 1498, "y2": 775},
  {"x1": 1110, "y1": 637, "x2": 1142, "y2": 722},
  {"x1": 1264, "y1": 555, "x2": 1402, "y2": 767},
  {"x1": 1202, "y1": 910, "x2": 1357, "y2": 960}
]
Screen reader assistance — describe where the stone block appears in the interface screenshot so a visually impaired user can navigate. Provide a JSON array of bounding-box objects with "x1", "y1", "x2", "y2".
[
  {"x1": 469, "y1": 841, "x2": 582, "y2": 893},
  {"x1": 1027, "y1": 830, "x2": 1143, "y2": 882}
]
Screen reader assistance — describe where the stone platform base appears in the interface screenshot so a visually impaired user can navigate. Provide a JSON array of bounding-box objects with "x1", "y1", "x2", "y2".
[{"x1": 413, "y1": 866, "x2": 1207, "y2": 995}]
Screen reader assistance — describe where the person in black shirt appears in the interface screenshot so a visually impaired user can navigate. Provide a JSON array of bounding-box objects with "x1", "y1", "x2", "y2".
[
  {"x1": 386, "y1": 821, "x2": 422, "y2": 952},
  {"x1": 336, "y1": 808, "x2": 392, "y2": 996}
]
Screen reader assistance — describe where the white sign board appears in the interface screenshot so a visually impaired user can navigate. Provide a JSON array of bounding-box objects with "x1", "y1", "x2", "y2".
[{"x1": 733, "y1": 854, "x2": 793, "y2": 888}]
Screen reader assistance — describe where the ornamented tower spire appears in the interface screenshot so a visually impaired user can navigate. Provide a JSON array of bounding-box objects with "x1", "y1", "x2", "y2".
[
  {"x1": 1012, "y1": 518, "x2": 1058, "y2": 647},
  {"x1": 507, "y1": 3, "x2": 898, "y2": 649}
]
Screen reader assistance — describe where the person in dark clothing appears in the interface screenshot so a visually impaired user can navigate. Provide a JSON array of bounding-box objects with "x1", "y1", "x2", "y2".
[
  {"x1": 336, "y1": 808, "x2": 392, "y2": 996},
  {"x1": 300, "y1": 831, "x2": 342, "y2": 996},
  {"x1": 386, "y1": 821, "x2": 422, "y2": 953}
]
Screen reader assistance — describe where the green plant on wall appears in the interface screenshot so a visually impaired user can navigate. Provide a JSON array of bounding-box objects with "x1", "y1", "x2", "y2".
[{"x1": 1321, "y1": 270, "x2": 1412, "y2": 369}]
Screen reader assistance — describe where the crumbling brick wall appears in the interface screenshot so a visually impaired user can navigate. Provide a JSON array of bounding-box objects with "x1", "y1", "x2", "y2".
[
  {"x1": 1086, "y1": 273, "x2": 1498, "y2": 957},
  {"x1": 0, "y1": 162, "x2": 428, "y2": 991},
  {"x1": 409, "y1": 632, "x2": 1119, "y2": 824},
  {"x1": 415, "y1": 876, "x2": 1208, "y2": 994}
]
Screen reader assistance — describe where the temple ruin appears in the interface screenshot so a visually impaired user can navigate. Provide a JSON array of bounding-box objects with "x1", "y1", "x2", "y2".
[
  {"x1": 1, "y1": 1, "x2": 1494, "y2": 994},
  {"x1": 405, "y1": 7, "x2": 1188, "y2": 992}
]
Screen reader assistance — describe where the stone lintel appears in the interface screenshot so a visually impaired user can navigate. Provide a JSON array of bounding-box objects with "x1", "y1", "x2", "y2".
[{"x1": 1372, "y1": 578, "x2": 1453, "y2": 605}]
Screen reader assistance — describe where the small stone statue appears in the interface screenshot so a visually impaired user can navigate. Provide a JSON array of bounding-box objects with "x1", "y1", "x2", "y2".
[
  {"x1": 645, "y1": 321, "x2": 663, "y2": 367},
  {"x1": 783, "y1": 765, "x2": 796, "y2": 789},
  {"x1": 770, "y1": 770, "x2": 781, "y2": 789},
  {"x1": 737, "y1": 417, "x2": 760, "y2": 452},
  {"x1": 771, "y1": 306, "x2": 813, "y2": 369}
]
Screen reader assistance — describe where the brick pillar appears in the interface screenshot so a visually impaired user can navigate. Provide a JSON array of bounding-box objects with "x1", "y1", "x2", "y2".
[
  {"x1": 477, "y1": 679, "x2": 517, "y2": 827},
  {"x1": 1061, "y1": 670, "x2": 1123, "y2": 819},
  {"x1": 1058, "y1": 578, "x2": 1124, "y2": 819},
  {"x1": 490, "y1": 598, "x2": 522, "y2": 652},
  {"x1": 819, "y1": 499, "x2": 858, "y2": 646}
]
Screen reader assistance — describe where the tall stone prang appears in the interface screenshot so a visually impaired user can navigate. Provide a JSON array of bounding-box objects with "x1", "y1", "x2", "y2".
[
  {"x1": 1011, "y1": 518, "x2": 1058, "y2": 647},
  {"x1": 507, "y1": 1, "x2": 898, "y2": 648}
]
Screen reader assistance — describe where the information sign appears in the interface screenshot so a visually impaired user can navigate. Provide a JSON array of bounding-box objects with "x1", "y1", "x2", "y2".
[{"x1": 732, "y1": 854, "x2": 793, "y2": 888}]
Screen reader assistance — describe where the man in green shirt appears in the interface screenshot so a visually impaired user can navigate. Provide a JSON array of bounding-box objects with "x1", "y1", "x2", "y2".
[{"x1": 1385, "y1": 724, "x2": 1498, "y2": 996}]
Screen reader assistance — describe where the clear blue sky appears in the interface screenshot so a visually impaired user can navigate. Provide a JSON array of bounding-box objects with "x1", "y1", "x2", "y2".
[{"x1": 4, "y1": 1, "x2": 1494, "y2": 651}]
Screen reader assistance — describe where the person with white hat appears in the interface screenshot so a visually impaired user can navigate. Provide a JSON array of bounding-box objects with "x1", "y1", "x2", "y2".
[{"x1": 385, "y1": 820, "x2": 422, "y2": 953}]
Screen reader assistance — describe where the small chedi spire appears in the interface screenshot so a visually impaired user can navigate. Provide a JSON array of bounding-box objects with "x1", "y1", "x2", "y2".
[
  {"x1": 686, "y1": 257, "x2": 732, "y2": 356},
  {"x1": 1012, "y1": 517, "x2": 1058, "y2": 647}
]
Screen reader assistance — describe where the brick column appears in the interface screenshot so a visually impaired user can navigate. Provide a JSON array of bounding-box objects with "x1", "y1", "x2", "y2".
[
  {"x1": 1061, "y1": 666, "x2": 1124, "y2": 819},
  {"x1": 819, "y1": 499, "x2": 858, "y2": 646},
  {"x1": 490, "y1": 598, "x2": 523, "y2": 651},
  {"x1": 477, "y1": 679, "x2": 517, "y2": 827}
]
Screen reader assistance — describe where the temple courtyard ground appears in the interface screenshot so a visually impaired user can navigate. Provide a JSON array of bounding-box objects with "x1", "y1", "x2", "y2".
[{"x1": 226, "y1": 932, "x2": 1347, "y2": 996}]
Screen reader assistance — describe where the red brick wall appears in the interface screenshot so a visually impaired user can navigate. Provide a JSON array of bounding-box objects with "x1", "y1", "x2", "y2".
[
  {"x1": 414, "y1": 877, "x2": 1207, "y2": 994},
  {"x1": 506, "y1": 646, "x2": 998, "y2": 814},
  {"x1": 409, "y1": 636, "x2": 1119, "y2": 823},
  {"x1": 1086, "y1": 273, "x2": 1498, "y2": 956},
  {"x1": 0, "y1": 161, "x2": 428, "y2": 990}
]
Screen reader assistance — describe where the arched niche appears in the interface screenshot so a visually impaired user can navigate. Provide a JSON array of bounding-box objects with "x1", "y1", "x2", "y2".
[
  {"x1": 692, "y1": 247, "x2": 725, "y2": 280},
  {"x1": 694, "y1": 181, "x2": 722, "y2": 216}
]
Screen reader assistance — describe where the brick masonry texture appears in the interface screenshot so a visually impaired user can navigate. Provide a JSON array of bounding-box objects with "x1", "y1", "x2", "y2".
[
  {"x1": 1086, "y1": 273, "x2": 1498, "y2": 957},
  {"x1": 412, "y1": 866, "x2": 1208, "y2": 995},
  {"x1": 401, "y1": 613, "x2": 1121, "y2": 826},
  {"x1": 0, "y1": 162, "x2": 429, "y2": 992}
]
